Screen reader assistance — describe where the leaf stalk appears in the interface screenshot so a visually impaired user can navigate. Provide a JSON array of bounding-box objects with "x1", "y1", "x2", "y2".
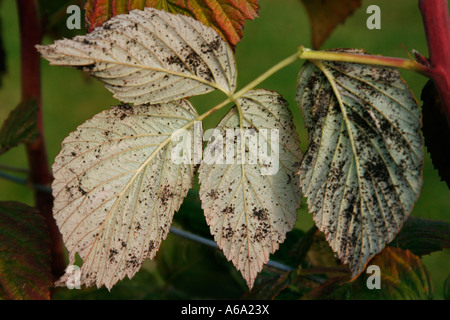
[{"x1": 299, "y1": 47, "x2": 431, "y2": 75}]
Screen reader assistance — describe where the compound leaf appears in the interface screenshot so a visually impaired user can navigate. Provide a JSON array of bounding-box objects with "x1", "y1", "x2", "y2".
[
  {"x1": 37, "y1": 7, "x2": 237, "y2": 104},
  {"x1": 198, "y1": 89, "x2": 303, "y2": 289},
  {"x1": 297, "y1": 49, "x2": 424, "y2": 278},
  {"x1": 0, "y1": 202, "x2": 52, "y2": 300},
  {"x1": 84, "y1": 0, "x2": 260, "y2": 49},
  {"x1": 52, "y1": 101, "x2": 199, "y2": 289}
]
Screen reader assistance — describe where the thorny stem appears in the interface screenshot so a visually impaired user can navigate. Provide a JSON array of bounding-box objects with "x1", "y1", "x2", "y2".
[
  {"x1": 419, "y1": 0, "x2": 450, "y2": 125},
  {"x1": 419, "y1": 0, "x2": 450, "y2": 70},
  {"x1": 16, "y1": 0, "x2": 65, "y2": 279}
]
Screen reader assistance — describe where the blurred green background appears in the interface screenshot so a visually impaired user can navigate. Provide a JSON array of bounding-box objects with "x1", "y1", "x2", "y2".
[{"x1": 0, "y1": 0, "x2": 448, "y2": 299}]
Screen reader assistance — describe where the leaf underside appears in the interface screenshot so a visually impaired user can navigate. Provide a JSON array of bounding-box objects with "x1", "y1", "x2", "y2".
[
  {"x1": 84, "y1": 0, "x2": 260, "y2": 49},
  {"x1": 0, "y1": 202, "x2": 52, "y2": 300},
  {"x1": 198, "y1": 89, "x2": 303, "y2": 289},
  {"x1": 297, "y1": 49, "x2": 424, "y2": 277},
  {"x1": 52, "y1": 101, "x2": 199, "y2": 289},
  {"x1": 37, "y1": 7, "x2": 237, "y2": 105}
]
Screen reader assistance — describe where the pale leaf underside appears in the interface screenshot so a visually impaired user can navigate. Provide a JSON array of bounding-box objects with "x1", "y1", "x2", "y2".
[
  {"x1": 199, "y1": 89, "x2": 303, "y2": 288},
  {"x1": 52, "y1": 101, "x2": 198, "y2": 289},
  {"x1": 37, "y1": 8, "x2": 237, "y2": 105},
  {"x1": 297, "y1": 50, "x2": 423, "y2": 277}
]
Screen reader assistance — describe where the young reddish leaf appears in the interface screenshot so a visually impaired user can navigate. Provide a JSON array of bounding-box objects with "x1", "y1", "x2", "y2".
[
  {"x1": 0, "y1": 202, "x2": 52, "y2": 300},
  {"x1": 85, "y1": 0, "x2": 260, "y2": 49},
  {"x1": 421, "y1": 80, "x2": 450, "y2": 188},
  {"x1": 300, "y1": 0, "x2": 362, "y2": 49},
  {"x1": 0, "y1": 98, "x2": 38, "y2": 155},
  {"x1": 353, "y1": 247, "x2": 433, "y2": 299},
  {"x1": 85, "y1": 0, "x2": 128, "y2": 31}
]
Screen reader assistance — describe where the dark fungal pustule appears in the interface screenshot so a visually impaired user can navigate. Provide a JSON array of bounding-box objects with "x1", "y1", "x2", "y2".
[
  {"x1": 252, "y1": 207, "x2": 268, "y2": 221},
  {"x1": 78, "y1": 185, "x2": 87, "y2": 196},
  {"x1": 159, "y1": 185, "x2": 174, "y2": 207}
]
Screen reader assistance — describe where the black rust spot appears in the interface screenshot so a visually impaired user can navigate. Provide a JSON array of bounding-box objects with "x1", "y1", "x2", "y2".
[
  {"x1": 207, "y1": 189, "x2": 219, "y2": 201},
  {"x1": 252, "y1": 207, "x2": 268, "y2": 221},
  {"x1": 109, "y1": 248, "x2": 118, "y2": 262},
  {"x1": 159, "y1": 185, "x2": 174, "y2": 206},
  {"x1": 78, "y1": 186, "x2": 87, "y2": 196}
]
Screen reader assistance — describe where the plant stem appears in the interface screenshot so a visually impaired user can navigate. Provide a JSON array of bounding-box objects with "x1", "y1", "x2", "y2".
[
  {"x1": 16, "y1": 0, "x2": 65, "y2": 279},
  {"x1": 300, "y1": 267, "x2": 349, "y2": 275},
  {"x1": 197, "y1": 45, "x2": 431, "y2": 126},
  {"x1": 233, "y1": 52, "x2": 301, "y2": 99},
  {"x1": 0, "y1": 164, "x2": 28, "y2": 174},
  {"x1": 419, "y1": 0, "x2": 450, "y2": 125},
  {"x1": 299, "y1": 47, "x2": 430, "y2": 75},
  {"x1": 195, "y1": 97, "x2": 233, "y2": 122},
  {"x1": 193, "y1": 52, "x2": 302, "y2": 123},
  {"x1": 419, "y1": 0, "x2": 450, "y2": 71},
  {"x1": 168, "y1": 226, "x2": 293, "y2": 272}
]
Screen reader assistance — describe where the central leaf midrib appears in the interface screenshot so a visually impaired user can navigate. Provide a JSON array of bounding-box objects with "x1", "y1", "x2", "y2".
[
  {"x1": 54, "y1": 50, "x2": 223, "y2": 92},
  {"x1": 235, "y1": 99, "x2": 253, "y2": 280}
]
